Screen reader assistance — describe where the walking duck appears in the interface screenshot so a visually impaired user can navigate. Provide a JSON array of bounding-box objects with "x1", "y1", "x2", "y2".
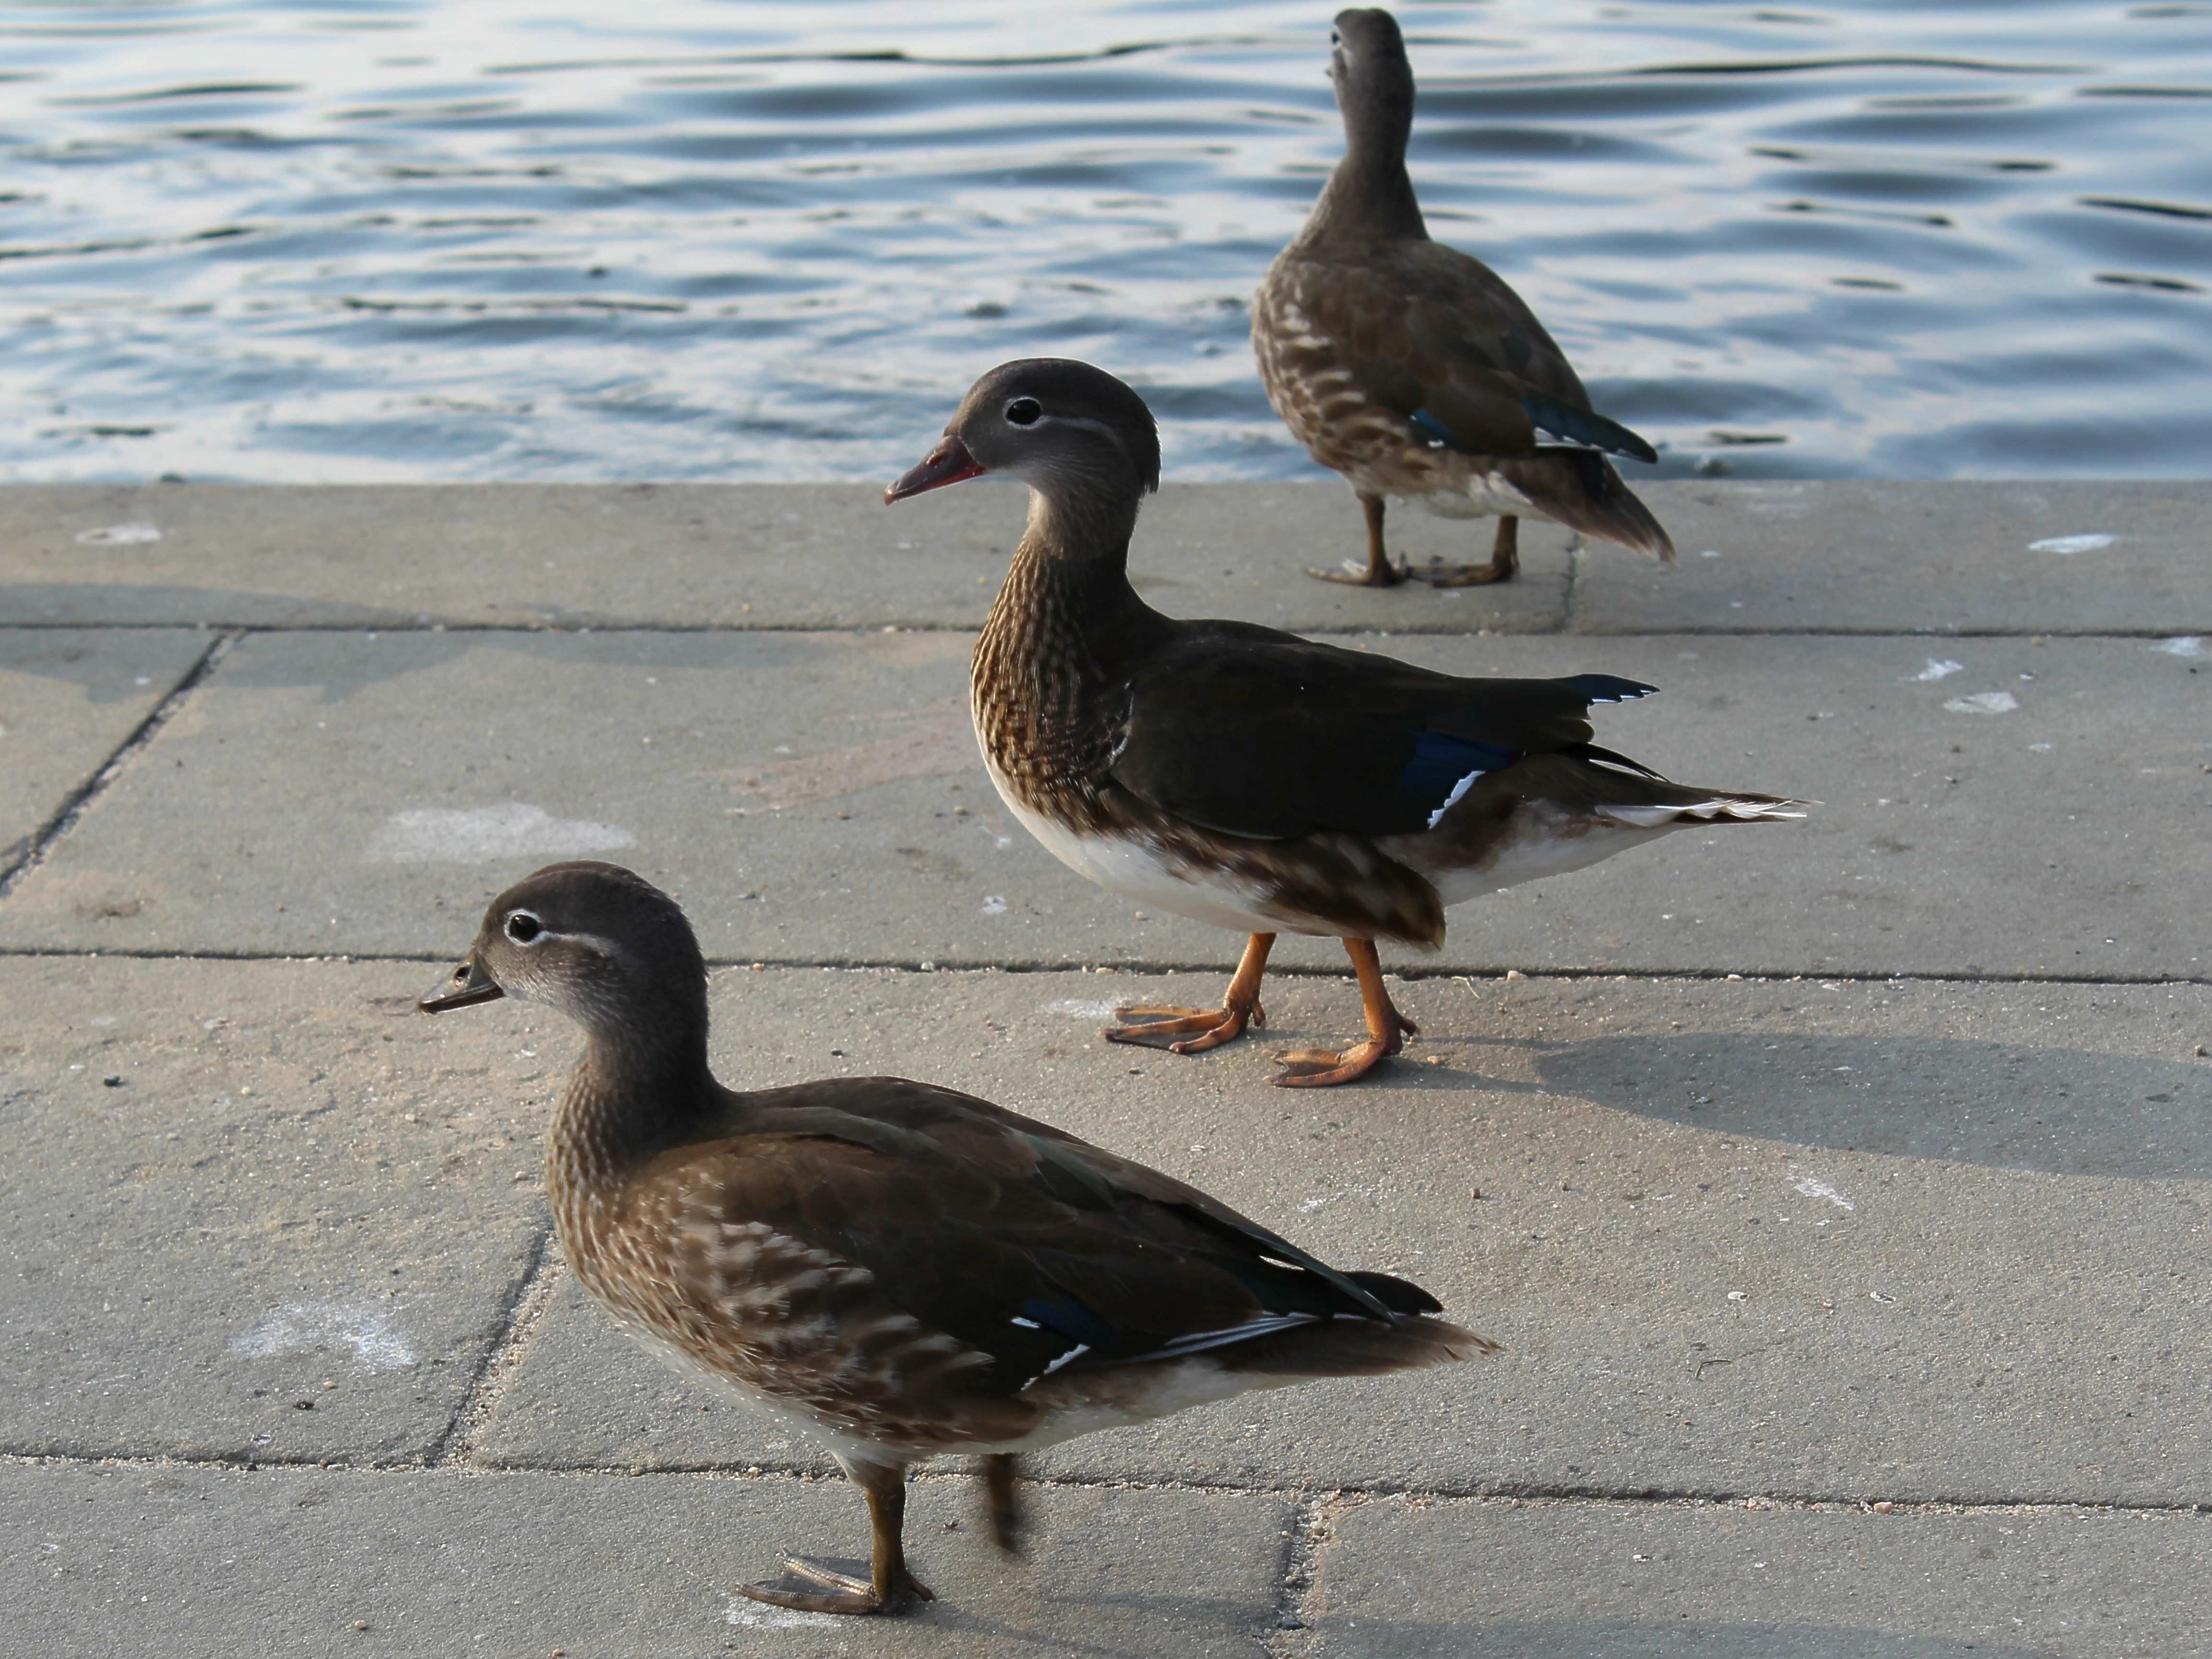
[
  {"x1": 889, "y1": 359, "x2": 1800, "y2": 1086},
  {"x1": 421, "y1": 861, "x2": 1489, "y2": 1615},
  {"x1": 1252, "y1": 7, "x2": 1673, "y2": 588}
]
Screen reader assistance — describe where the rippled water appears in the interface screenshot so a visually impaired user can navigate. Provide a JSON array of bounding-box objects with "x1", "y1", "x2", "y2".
[{"x1": 2, "y1": 0, "x2": 2208, "y2": 482}]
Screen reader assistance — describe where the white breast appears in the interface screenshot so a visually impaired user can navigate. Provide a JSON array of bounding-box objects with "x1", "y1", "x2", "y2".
[{"x1": 983, "y1": 759, "x2": 1321, "y2": 936}]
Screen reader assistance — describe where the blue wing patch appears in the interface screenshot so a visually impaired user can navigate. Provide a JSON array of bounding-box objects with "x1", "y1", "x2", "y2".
[
  {"x1": 1409, "y1": 407, "x2": 1471, "y2": 453},
  {"x1": 1399, "y1": 730, "x2": 1515, "y2": 827},
  {"x1": 1558, "y1": 673, "x2": 1659, "y2": 706},
  {"x1": 1018, "y1": 1293, "x2": 1117, "y2": 1351}
]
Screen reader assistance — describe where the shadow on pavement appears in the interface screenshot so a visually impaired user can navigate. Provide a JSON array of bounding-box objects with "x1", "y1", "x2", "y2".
[
  {"x1": 1533, "y1": 1030, "x2": 2212, "y2": 1179},
  {"x1": 1309, "y1": 1618, "x2": 2039, "y2": 1658}
]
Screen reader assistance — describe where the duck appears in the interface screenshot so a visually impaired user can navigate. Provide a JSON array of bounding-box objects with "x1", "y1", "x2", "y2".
[
  {"x1": 887, "y1": 358, "x2": 1800, "y2": 1086},
  {"x1": 419, "y1": 861, "x2": 1490, "y2": 1616},
  {"x1": 1252, "y1": 7, "x2": 1674, "y2": 589}
]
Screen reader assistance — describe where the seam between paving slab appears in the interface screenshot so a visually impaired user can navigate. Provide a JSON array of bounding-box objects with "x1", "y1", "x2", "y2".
[
  {"x1": 1, "y1": 946, "x2": 2200, "y2": 992},
  {"x1": 1563, "y1": 538, "x2": 1588, "y2": 635},
  {"x1": 3, "y1": 618, "x2": 2204, "y2": 639},
  {"x1": 2, "y1": 1451, "x2": 2200, "y2": 1520},
  {"x1": 1268, "y1": 1495, "x2": 1328, "y2": 1651},
  {"x1": 426, "y1": 1224, "x2": 562, "y2": 1470},
  {"x1": 0, "y1": 629, "x2": 236, "y2": 901}
]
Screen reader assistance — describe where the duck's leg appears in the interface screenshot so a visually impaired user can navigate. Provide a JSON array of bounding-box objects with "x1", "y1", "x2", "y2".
[
  {"x1": 739, "y1": 1456, "x2": 936, "y2": 1615},
  {"x1": 1274, "y1": 938, "x2": 1418, "y2": 1087},
  {"x1": 1412, "y1": 514, "x2": 1519, "y2": 587},
  {"x1": 981, "y1": 1454, "x2": 1026, "y2": 1555},
  {"x1": 1310, "y1": 493, "x2": 1407, "y2": 586},
  {"x1": 1106, "y1": 932, "x2": 1274, "y2": 1054}
]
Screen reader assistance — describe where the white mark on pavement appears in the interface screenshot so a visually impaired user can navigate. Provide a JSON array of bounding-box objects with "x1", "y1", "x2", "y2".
[
  {"x1": 980, "y1": 894, "x2": 1008, "y2": 915},
  {"x1": 366, "y1": 803, "x2": 634, "y2": 863},
  {"x1": 1944, "y1": 691, "x2": 2017, "y2": 715},
  {"x1": 1043, "y1": 999, "x2": 1120, "y2": 1021},
  {"x1": 2155, "y1": 636, "x2": 2205, "y2": 658},
  {"x1": 725, "y1": 1600, "x2": 840, "y2": 1630},
  {"x1": 2028, "y1": 533, "x2": 2113, "y2": 554},
  {"x1": 1913, "y1": 658, "x2": 1964, "y2": 681},
  {"x1": 229, "y1": 1298, "x2": 415, "y2": 1371},
  {"x1": 1789, "y1": 1175, "x2": 1857, "y2": 1211},
  {"x1": 74, "y1": 522, "x2": 162, "y2": 545}
]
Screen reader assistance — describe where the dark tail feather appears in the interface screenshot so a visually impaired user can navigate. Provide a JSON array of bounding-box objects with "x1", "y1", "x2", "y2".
[
  {"x1": 1345, "y1": 1270, "x2": 1443, "y2": 1316},
  {"x1": 1520, "y1": 393, "x2": 1659, "y2": 465},
  {"x1": 1572, "y1": 758, "x2": 1808, "y2": 827},
  {"x1": 1213, "y1": 1314, "x2": 1499, "y2": 1379},
  {"x1": 1496, "y1": 449, "x2": 1676, "y2": 564}
]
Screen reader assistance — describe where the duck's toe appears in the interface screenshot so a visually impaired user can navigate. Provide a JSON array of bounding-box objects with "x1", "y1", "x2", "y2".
[
  {"x1": 1408, "y1": 557, "x2": 1515, "y2": 587},
  {"x1": 740, "y1": 1556, "x2": 934, "y2": 1616},
  {"x1": 1272, "y1": 1036, "x2": 1401, "y2": 1087},
  {"x1": 1104, "y1": 1001, "x2": 1263, "y2": 1054},
  {"x1": 1308, "y1": 556, "x2": 1410, "y2": 587}
]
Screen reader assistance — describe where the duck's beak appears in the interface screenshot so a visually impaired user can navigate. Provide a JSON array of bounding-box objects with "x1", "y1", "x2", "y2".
[
  {"x1": 886, "y1": 434, "x2": 983, "y2": 504},
  {"x1": 419, "y1": 953, "x2": 505, "y2": 1014}
]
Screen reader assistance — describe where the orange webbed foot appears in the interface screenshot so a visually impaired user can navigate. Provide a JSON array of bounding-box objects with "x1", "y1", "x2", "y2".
[{"x1": 1103, "y1": 1000, "x2": 1264, "y2": 1055}]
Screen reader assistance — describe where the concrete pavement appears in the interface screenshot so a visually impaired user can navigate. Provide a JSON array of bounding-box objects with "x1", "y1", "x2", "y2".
[{"x1": 2, "y1": 482, "x2": 2208, "y2": 1656}]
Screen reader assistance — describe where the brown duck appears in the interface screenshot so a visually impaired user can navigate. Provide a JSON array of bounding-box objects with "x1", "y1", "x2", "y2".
[
  {"x1": 421, "y1": 861, "x2": 1489, "y2": 1615},
  {"x1": 1253, "y1": 7, "x2": 1674, "y2": 588},
  {"x1": 889, "y1": 359, "x2": 1799, "y2": 1086}
]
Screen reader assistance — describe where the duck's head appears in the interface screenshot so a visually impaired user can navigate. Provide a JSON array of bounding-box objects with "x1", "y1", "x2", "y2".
[
  {"x1": 886, "y1": 358, "x2": 1160, "y2": 510},
  {"x1": 1328, "y1": 8, "x2": 1414, "y2": 149},
  {"x1": 420, "y1": 861, "x2": 707, "y2": 1040}
]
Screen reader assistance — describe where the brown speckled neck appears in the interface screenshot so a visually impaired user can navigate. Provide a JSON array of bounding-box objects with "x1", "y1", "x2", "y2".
[
  {"x1": 971, "y1": 493, "x2": 1167, "y2": 830},
  {"x1": 546, "y1": 1023, "x2": 718, "y2": 1196}
]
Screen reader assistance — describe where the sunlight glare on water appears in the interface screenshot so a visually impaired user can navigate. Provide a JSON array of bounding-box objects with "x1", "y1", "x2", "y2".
[{"x1": 0, "y1": 0, "x2": 2207, "y2": 482}]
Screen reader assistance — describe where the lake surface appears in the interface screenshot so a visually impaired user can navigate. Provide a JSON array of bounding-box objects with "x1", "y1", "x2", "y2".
[{"x1": 2, "y1": 0, "x2": 2208, "y2": 483}]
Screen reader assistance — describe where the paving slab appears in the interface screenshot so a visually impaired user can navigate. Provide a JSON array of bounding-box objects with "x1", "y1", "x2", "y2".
[
  {"x1": 0, "y1": 628, "x2": 212, "y2": 872},
  {"x1": 1582, "y1": 481, "x2": 2212, "y2": 637},
  {"x1": 0, "y1": 628, "x2": 2201, "y2": 980},
  {"x1": 1302, "y1": 1495, "x2": 2211, "y2": 1658},
  {"x1": 470, "y1": 966, "x2": 2212, "y2": 1507},
  {"x1": 0, "y1": 1460, "x2": 1290, "y2": 1659},
  {"x1": 0, "y1": 481, "x2": 1569, "y2": 634},
  {"x1": 7, "y1": 481, "x2": 2206, "y2": 638},
  {"x1": 0, "y1": 957, "x2": 564, "y2": 1464}
]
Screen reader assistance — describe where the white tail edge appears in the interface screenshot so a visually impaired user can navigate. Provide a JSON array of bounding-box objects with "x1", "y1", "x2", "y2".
[{"x1": 1598, "y1": 800, "x2": 1809, "y2": 828}]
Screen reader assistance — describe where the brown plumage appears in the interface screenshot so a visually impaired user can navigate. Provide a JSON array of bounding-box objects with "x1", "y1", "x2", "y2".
[
  {"x1": 889, "y1": 359, "x2": 1800, "y2": 1085},
  {"x1": 1253, "y1": 7, "x2": 1674, "y2": 587},
  {"x1": 421, "y1": 861, "x2": 1491, "y2": 1614}
]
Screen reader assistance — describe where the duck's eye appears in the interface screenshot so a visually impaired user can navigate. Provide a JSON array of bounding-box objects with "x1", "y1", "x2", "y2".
[
  {"x1": 1004, "y1": 397, "x2": 1042, "y2": 427},
  {"x1": 1330, "y1": 30, "x2": 1340, "y2": 45},
  {"x1": 505, "y1": 911, "x2": 543, "y2": 945}
]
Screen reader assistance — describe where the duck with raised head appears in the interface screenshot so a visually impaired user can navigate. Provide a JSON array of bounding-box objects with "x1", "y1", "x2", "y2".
[
  {"x1": 420, "y1": 861, "x2": 1490, "y2": 1616},
  {"x1": 1253, "y1": 7, "x2": 1673, "y2": 588},
  {"x1": 889, "y1": 359, "x2": 1799, "y2": 1086}
]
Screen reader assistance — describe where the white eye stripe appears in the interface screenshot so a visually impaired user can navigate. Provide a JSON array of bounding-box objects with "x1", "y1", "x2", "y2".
[
  {"x1": 1044, "y1": 412, "x2": 1133, "y2": 461},
  {"x1": 501, "y1": 920, "x2": 626, "y2": 961}
]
